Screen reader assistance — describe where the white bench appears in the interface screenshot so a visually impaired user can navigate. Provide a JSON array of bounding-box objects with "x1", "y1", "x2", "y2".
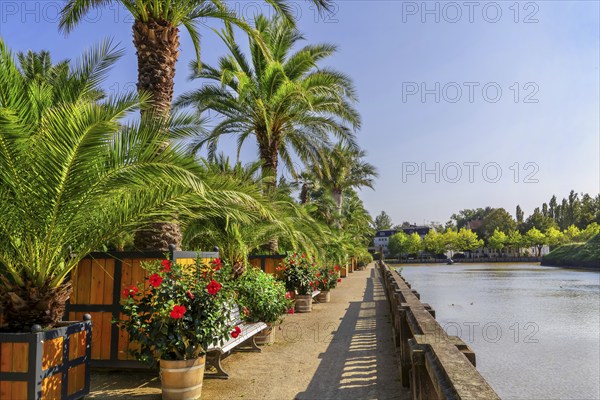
[{"x1": 205, "y1": 306, "x2": 267, "y2": 379}]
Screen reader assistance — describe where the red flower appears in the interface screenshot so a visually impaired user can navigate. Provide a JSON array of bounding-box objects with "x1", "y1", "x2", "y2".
[
  {"x1": 287, "y1": 307, "x2": 295, "y2": 314},
  {"x1": 285, "y1": 291, "x2": 293, "y2": 300},
  {"x1": 161, "y1": 259, "x2": 171, "y2": 272},
  {"x1": 170, "y1": 305, "x2": 186, "y2": 319},
  {"x1": 337, "y1": 278, "x2": 342, "y2": 283},
  {"x1": 334, "y1": 265, "x2": 340, "y2": 272},
  {"x1": 231, "y1": 325, "x2": 241, "y2": 338},
  {"x1": 186, "y1": 290, "x2": 195, "y2": 300},
  {"x1": 211, "y1": 258, "x2": 222, "y2": 271},
  {"x1": 302, "y1": 253, "x2": 306, "y2": 258},
  {"x1": 316, "y1": 272, "x2": 321, "y2": 277},
  {"x1": 207, "y1": 279, "x2": 222, "y2": 295},
  {"x1": 149, "y1": 273, "x2": 163, "y2": 287},
  {"x1": 122, "y1": 285, "x2": 139, "y2": 298}
]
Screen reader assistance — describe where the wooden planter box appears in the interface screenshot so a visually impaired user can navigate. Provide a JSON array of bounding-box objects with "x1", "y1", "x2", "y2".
[
  {"x1": 0, "y1": 316, "x2": 92, "y2": 400},
  {"x1": 65, "y1": 249, "x2": 217, "y2": 369}
]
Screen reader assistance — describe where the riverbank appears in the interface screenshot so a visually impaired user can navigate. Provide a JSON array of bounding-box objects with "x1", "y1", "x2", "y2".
[
  {"x1": 387, "y1": 257, "x2": 541, "y2": 264},
  {"x1": 542, "y1": 234, "x2": 600, "y2": 270}
]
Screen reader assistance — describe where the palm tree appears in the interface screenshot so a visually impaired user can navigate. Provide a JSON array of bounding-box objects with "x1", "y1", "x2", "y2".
[
  {"x1": 59, "y1": 0, "x2": 331, "y2": 250},
  {"x1": 176, "y1": 14, "x2": 361, "y2": 193},
  {"x1": 310, "y1": 143, "x2": 377, "y2": 220},
  {"x1": 0, "y1": 40, "x2": 269, "y2": 331},
  {"x1": 183, "y1": 159, "x2": 326, "y2": 265}
]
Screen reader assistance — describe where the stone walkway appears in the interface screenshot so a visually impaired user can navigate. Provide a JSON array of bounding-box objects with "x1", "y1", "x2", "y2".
[{"x1": 88, "y1": 264, "x2": 409, "y2": 399}]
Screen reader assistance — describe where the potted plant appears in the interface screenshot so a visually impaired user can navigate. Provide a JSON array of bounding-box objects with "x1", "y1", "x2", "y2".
[
  {"x1": 281, "y1": 253, "x2": 318, "y2": 313},
  {"x1": 313, "y1": 265, "x2": 341, "y2": 303},
  {"x1": 119, "y1": 258, "x2": 234, "y2": 399},
  {"x1": 235, "y1": 267, "x2": 291, "y2": 345},
  {"x1": 0, "y1": 42, "x2": 214, "y2": 399}
]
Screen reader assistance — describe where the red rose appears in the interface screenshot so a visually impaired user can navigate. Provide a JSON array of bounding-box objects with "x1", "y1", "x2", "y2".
[
  {"x1": 231, "y1": 325, "x2": 241, "y2": 338},
  {"x1": 161, "y1": 259, "x2": 171, "y2": 272},
  {"x1": 186, "y1": 290, "x2": 195, "y2": 300},
  {"x1": 334, "y1": 265, "x2": 340, "y2": 272},
  {"x1": 316, "y1": 272, "x2": 321, "y2": 277},
  {"x1": 122, "y1": 285, "x2": 139, "y2": 298},
  {"x1": 149, "y1": 273, "x2": 163, "y2": 287},
  {"x1": 287, "y1": 308, "x2": 295, "y2": 314},
  {"x1": 207, "y1": 279, "x2": 221, "y2": 295},
  {"x1": 211, "y1": 258, "x2": 222, "y2": 271},
  {"x1": 337, "y1": 278, "x2": 342, "y2": 283},
  {"x1": 285, "y1": 291, "x2": 293, "y2": 300},
  {"x1": 170, "y1": 305, "x2": 186, "y2": 319}
]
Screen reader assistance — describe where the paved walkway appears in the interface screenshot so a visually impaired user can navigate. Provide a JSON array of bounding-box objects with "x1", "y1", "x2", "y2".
[{"x1": 89, "y1": 264, "x2": 409, "y2": 399}]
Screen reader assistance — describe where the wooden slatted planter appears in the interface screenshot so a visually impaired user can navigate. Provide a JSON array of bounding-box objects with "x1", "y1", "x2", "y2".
[
  {"x1": 65, "y1": 249, "x2": 218, "y2": 369},
  {"x1": 248, "y1": 255, "x2": 286, "y2": 277},
  {"x1": 0, "y1": 316, "x2": 92, "y2": 400}
]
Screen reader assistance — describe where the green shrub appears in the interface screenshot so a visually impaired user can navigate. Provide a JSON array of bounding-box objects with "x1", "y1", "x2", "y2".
[{"x1": 236, "y1": 267, "x2": 291, "y2": 324}]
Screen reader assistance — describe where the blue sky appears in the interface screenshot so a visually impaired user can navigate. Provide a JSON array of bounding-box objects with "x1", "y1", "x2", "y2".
[{"x1": 1, "y1": 0, "x2": 598, "y2": 226}]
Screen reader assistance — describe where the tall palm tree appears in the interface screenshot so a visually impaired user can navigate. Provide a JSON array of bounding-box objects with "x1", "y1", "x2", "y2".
[
  {"x1": 59, "y1": 0, "x2": 333, "y2": 250},
  {"x1": 0, "y1": 40, "x2": 269, "y2": 331},
  {"x1": 310, "y1": 143, "x2": 377, "y2": 220},
  {"x1": 176, "y1": 14, "x2": 361, "y2": 193}
]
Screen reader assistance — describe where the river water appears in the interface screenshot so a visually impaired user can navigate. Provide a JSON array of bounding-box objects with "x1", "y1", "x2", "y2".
[{"x1": 390, "y1": 263, "x2": 600, "y2": 400}]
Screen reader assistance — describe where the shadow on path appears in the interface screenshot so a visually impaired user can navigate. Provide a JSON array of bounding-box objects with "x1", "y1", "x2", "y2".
[{"x1": 296, "y1": 268, "x2": 407, "y2": 400}]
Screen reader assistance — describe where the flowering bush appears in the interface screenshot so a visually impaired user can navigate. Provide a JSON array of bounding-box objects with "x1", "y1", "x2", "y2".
[
  {"x1": 279, "y1": 252, "x2": 318, "y2": 295},
  {"x1": 118, "y1": 258, "x2": 234, "y2": 365},
  {"x1": 235, "y1": 267, "x2": 291, "y2": 324},
  {"x1": 313, "y1": 265, "x2": 340, "y2": 291}
]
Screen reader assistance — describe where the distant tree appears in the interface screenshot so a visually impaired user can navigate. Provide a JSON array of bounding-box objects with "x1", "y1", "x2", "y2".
[
  {"x1": 525, "y1": 227, "x2": 546, "y2": 256},
  {"x1": 548, "y1": 195, "x2": 557, "y2": 219},
  {"x1": 523, "y1": 208, "x2": 557, "y2": 232},
  {"x1": 541, "y1": 203, "x2": 548, "y2": 217},
  {"x1": 392, "y1": 221, "x2": 413, "y2": 230},
  {"x1": 578, "y1": 193, "x2": 596, "y2": 228},
  {"x1": 488, "y1": 229, "x2": 507, "y2": 255},
  {"x1": 544, "y1": 227, "x2": 565, "y2": 249},
  {"x1": 516, "y1": 205, "x2": 524, "y2": 223},
  {"x1": 580, "y1": 222, "x2": 600, "y2": 242},
  {"x1": 450, "y1": 208, "x2": 491, "y2": 229},
  {"x1": 407, "y1": 232, "x2": 423, "y2": 255},
  {"x1": 388, "y1": 231, "x2": 409, "y2": 258},
  {"x1": 443, "y1": 228, "x2": 459, "y2": 256},
  {"x1": 373, "y1": 211, "x2": 393, "y2": 231},
  {"x1": 506, "y1": 230, "x2": 524, "y2": 256},
  {"x1": 423, "y1": 230, "x2": 446, "y2": 256},
  {"x1": 456, "y1": 228, "x2": 483, "y2": 253},
  {"x1": 563, "y1": 224, "x2": 582, "y2": 242},
  {"x1": 478, "y1": 208, "x2": 516, "y2": 241}
]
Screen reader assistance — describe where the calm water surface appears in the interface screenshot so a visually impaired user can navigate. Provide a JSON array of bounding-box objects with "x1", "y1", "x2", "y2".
[{"x1": 391, "y1": 263, "x2": 600, "y2": 400}]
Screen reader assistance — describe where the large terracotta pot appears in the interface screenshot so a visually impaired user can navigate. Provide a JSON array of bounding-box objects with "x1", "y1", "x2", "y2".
[
  {"x1": 294, "y1": 294, "x2": 312, "y2": 313},
  {"x1": 255, "y1": 323, "x2": 275, "y2": 346},
  {"x1": 160, "y1": 356, "x2": 206, "y2": 400}
]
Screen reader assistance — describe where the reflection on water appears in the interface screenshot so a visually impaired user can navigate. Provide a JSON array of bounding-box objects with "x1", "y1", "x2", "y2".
[{"x1": 392, "y1": 263, "x2": 600, "y2": 400}]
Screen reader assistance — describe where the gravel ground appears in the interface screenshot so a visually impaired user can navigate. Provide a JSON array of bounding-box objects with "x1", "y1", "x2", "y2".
[{"x1": 88, "y1": 264, "x2": 408, "y2": 400}]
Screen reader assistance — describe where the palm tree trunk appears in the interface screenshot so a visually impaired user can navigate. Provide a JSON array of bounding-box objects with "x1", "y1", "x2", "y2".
[
  {"x1": 300, "y1": 183, "x2": 310, "y2": 204},
  {"x1": 259, "y1": 139, "x2": 279, "y2": 253},
  {"x1": 1, "y1": 282, "x2": 72, "y2": 331},
  {"x1": 131, "y1": 18, "x2": 182, "y2": 251},
  {"x1": 332, "y1": 188, "x2": 343, "y2": 228}
]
